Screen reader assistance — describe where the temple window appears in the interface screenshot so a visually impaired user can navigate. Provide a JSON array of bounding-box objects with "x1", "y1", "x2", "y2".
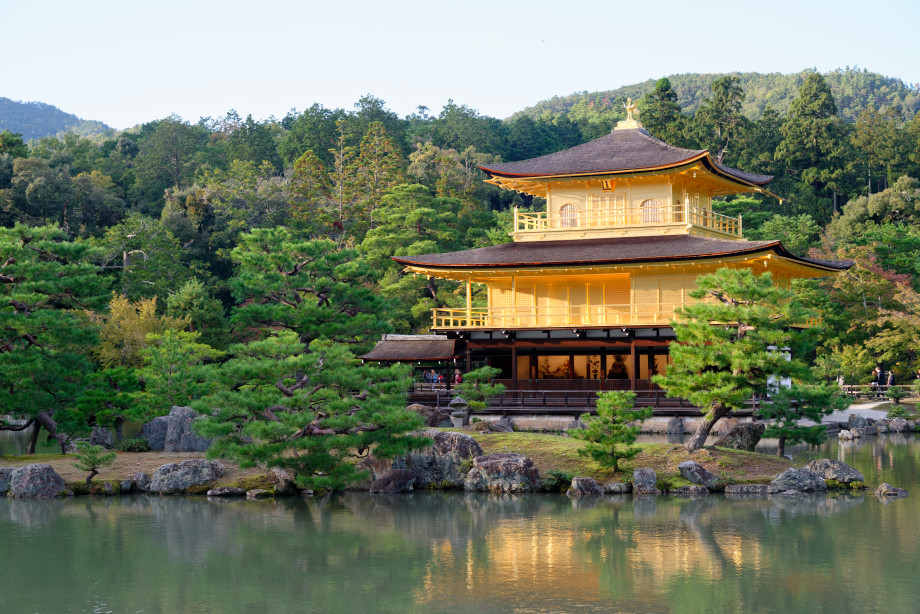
[
  {"x1": 559, "y1": 204, "x2": 578, "y2": 228},
  {"x1": 640, "y1": 199, "x2": 660, "y2": 223}
]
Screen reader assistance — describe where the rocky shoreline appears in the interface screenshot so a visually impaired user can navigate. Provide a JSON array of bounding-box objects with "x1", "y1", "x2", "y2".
[{"x1": 2, "y1": 428, "x2": 908, "y2": 502}]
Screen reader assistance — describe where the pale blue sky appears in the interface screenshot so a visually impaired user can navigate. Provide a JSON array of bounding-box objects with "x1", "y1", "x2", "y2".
[{"x1": 3, "y1": 0, "x2": 918, "y2": 129}]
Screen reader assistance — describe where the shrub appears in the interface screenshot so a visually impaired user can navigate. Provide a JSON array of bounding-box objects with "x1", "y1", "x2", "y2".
[
  {"x1": 116, "y1": 437, "x2": 151, "y2": 452},
  {"x1": 541, "y1": 469, "x2": 575, "y2": 493}
]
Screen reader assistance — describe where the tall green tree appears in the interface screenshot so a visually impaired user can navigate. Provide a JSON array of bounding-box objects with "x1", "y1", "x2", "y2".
[
  {"x1": 639, "y1": 78, "x2": 686, "y2": 145},
  {"x1": 194, "y1": 332, "x2": 429, "y2": 491},
  {"x1": 653, "y1": 268, "x2": 812, "y2": 452},
  {"x1": 759, "y1": 383, "x2": 848, "y2": 457},
  {"x1": 230, "y1": 227, "x2": 391, "y2": 346},
  {"x1": 0, "y1": 225, "x2": 109, "y2": 452}
]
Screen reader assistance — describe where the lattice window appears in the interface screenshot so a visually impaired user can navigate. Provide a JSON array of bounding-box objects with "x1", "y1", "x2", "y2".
[
  {"x1": 604, "y1": 279, "x2": 630, "y2": 308},
  {"x1": 640, "y1": 199, "x2": 660, "y2": 223},
  {"x1": 559, "y1": 204, "x2": 578, "y2": 228}
]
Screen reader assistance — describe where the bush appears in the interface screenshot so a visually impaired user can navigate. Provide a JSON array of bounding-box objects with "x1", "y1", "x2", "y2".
[
  {"x1": 887, "y1": 405, "x2": 907, "y2": 419},
  {"x1": 541, "y1": 469, "x2": 575, "y2": 492},
  {"x1": 116, "y1": 437, "x2": 151, "y2": 452}
]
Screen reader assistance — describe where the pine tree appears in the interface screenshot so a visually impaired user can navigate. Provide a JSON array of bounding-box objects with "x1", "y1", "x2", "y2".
[
  {"x1": 571, "y1": 391, "x2": 652, "y2": 472},
  {"x1": 194, "y1": 332, "x2": 429, "y2": 491}
]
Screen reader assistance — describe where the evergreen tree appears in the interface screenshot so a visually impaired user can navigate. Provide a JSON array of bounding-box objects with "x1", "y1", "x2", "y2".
[
  {"x1": 759, "y1": 383, "x2": 847, "y2": 457},
  {"x1": 571, "y1": 391, "x2": 652, "y2": 472},
  {"x1": 653, "y1": 268, "x2": 811, "y2": 452},
  {"x1": 639, "y1": 78, "x2": 686, "y2": 145},
  {"x1": 0, "y1": 224, "x2": 109, "y2": 452},
  {"x1": 194, "y1": 332, "x2": 429, "y2": 491}
]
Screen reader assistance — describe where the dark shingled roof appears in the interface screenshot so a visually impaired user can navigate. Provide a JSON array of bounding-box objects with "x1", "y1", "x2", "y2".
[
  {"x1": 393, "y1": 235, "x2": 852, "y2": 271},
  {"x1": 360, "y1": 335, "x2": 458, "y2": 362},
  {"x1": 480, "y1": 128, "x2": 772, "y2": 186}
]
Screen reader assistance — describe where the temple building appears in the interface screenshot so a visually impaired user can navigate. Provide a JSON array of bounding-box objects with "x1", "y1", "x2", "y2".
[{"x1": 373, "y1": 107, "x2": 851, "y2": 396}]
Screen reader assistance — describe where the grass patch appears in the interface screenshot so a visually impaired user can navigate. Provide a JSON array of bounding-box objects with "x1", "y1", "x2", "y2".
[{"x1": 462, "y1": 430, "x2": 794, "y2": 486}]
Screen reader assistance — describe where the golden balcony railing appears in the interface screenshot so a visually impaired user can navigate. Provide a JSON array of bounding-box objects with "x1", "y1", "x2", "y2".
[
  {"x1": 432, "y1": 305, "x2": 824, "y2": 330},
  {"x1": 432, "y1": 303, "x2": 683, "y2": 329},
  {"x1": 514, "y1": 203, "x2": 741, "y2": 237}
]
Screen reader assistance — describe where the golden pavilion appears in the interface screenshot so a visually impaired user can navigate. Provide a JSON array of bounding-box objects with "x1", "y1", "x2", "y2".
[{"x1": 380, "y1": 110, "x2": 850, "y2": 394}]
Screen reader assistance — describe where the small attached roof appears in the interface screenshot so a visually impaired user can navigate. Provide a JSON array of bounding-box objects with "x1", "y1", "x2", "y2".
[
  {"x1": 360, "y1": 334, "x2": 458, "y2": 362},
  {"x1": 480, "y1": 127, "x2": 773, "y2": 187},
  {"x1": 393, "y1": 235, "x2": 852, "y2": 271}
]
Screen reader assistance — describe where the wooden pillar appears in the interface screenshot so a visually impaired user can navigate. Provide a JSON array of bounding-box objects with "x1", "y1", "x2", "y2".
[
  {"x1": 629, "y1": 338, "x2": 637, "y2": 392},
  {"x1": 530, "y1": 354, "x2": 537, "y2": 387},
  {"x1": 466, "y1": 276, "x2": 472, "y2": 326},
  {"x1": 511, "y1": 342, "x2": 518, "y2": 391},
  {"x1": 568, "y1": 353, "x2": 575, "y2": 380},
  {"x1": 601, "y1": 351, "x2": 608, "y2": 386}
]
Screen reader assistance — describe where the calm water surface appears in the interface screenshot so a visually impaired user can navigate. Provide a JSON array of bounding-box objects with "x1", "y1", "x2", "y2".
[{"x1": 3, "y1": 436, "x2": 920, "y2": 614}]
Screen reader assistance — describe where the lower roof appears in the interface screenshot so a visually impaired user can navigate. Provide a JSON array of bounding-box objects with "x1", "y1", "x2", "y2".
[
  {"x1": 393, "y1": 235, "x2": 852, "y2": 271},
  {"x1": 360, "y1": 335, "x2": 458, "y2": 362}
]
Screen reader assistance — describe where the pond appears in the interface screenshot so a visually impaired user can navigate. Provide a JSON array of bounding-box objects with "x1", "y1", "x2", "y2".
[{"x1": 2, "y1": 435, "x2": 919, "y2": 614}]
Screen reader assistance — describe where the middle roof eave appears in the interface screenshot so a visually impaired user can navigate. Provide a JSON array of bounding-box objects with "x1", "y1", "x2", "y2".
[{"x1": 392, "y1": 235, "x2": 852, "y2": 271}]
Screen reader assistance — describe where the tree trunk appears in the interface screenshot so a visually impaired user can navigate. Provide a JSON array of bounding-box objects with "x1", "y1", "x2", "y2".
[
  {"x1": 27, "y1": 423, "x2": 40, "y2": 454},
  {"x1": 34, "y1": 411, "x2": 71, "y2": 454},
  {"x1": 684, "y1": 404, "x2": 731, "y2": 452},
  {"x1": 777, "y1": 437, "x2": 786, "y2": 458},
  {"x1": 114, "y1": 417, "x2": 125, "y2": 443},
  {"x1": 85, "y1": 468, "x2": 98, "y2": 489}
]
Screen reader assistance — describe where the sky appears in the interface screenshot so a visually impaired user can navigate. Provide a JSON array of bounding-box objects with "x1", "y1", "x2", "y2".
[{"x1": 3, "y1": 0, "x2": 919, "y2": 130}]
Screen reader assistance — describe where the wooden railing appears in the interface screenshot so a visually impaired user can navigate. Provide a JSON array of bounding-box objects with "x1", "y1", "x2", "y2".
[
  {"x1": 432, "y1": 302, "x2": 682, "y2": 329},
  {"x1": 514, "y1": 203, "x2": 741, "y2": 237}
]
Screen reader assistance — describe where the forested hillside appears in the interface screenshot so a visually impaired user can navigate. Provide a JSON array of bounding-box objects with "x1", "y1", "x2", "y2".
[
  {"x1": 1, "y1": 69, "x2": 919, "y2": 470},
  {"x1": 0, "y1": 97, "x2": 114, "y2": 141},
  {"x1": 520, "y1": 68, "x2": 920, "y2": 123}
]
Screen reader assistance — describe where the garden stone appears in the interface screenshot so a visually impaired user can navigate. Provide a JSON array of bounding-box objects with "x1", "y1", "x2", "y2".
[
  {"x1": 464, "y1": 453, "x2": 539, "y2": 493},
  {"x1": 875, "y1": 424, "x2": 887, "y2": 434},
  {"x1": 678, "y1": 460, "x2": 723, "y2": 490},
  {"x1": 120, "y1": 479, "x2": 134, "y2": 493},
  {"x1": 889, "y1": 418, "x2": 909, "y2": 433},
  {"x1": 389, "y1": 429, "x2": 484, "y2": 488},
  {"x1": 207, "y1": 487, "x2": 246, "y2": 497},
  {"x1": 848, "y1": 414, "x2": 868, "y2": 430},
  {"x1": 666, "y1": 416, "x2": 684, "y2": 434},
  {"x1": 370, "y1": 469, "x2": 416, "y2": 494},
  {"x1": 10, "y1": 464, "x2": 65, "y2": 499},
  {"x1": 838, "y1": 429, "x2": 854, "y2": 440},
  {"x1": 132, "y1": 472, "x2": 151, "y2": 491},
  {"x1": 90, "y1": 426, "x2": 114, "y2": 449},
  {"x1": 566, "y1": 477, "x2": 602, "y2": 497},
  {"x1": 0, "y1": 467, "x2": 14, "y2": 494},
  {"x1": 487, "y1": 416, "x2": 514, "y2": 432},
  {"x1": 164, "y1": 406, "x2": 212, "y2": 452},
  {"x1": 803, "y1": 459, "x2": 864, "y2": 487},
  {"x1": 141, "y1": 416, "x2": 168, "y2": 451},
  {"x1": 603, "y1": 481, "x2": 631, "y2": 494},
  {"x1": 247, "y1": 489, "x2": 271, "y2": 499},
  {"x1": 632, "y1": 467, "x2": 660, "y2": 496},
  {"x1": 407, "y1": 404, "x2": 451, "y2": 428},
  {"x1": 768, "y1": 468, "x2": 827, "y2": 494},
  {"x1": 713, "y1": 422, "x2": 764, "y2": 452},
  {"x1": 875, "y1": 483, "x2": 908, "y2": 497},
  {"x1": 149, "y1": 460, "x2": 223, "y2": 494}
]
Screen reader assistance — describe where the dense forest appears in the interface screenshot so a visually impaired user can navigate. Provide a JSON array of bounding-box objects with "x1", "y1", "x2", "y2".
[{"x1": 1, "y1": 68, "x2": 919, "y2": 478}]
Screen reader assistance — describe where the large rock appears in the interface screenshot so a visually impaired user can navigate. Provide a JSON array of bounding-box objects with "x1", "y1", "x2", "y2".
[
  {"x1": 149, "y1": 459, "x2": 223, "y2": 494},
  {"x1": 678, "y1": 460, "x2": 723, "y2": 490},
  {"x1": 0, "y1": 467, "x2": 15, "y2": 494},
  {"x1": 768, "y1": 468, "x2": 828, "y2": 494},
  {"x1": 848, "y1": 414, "x2": 868, "y2": 430},
  {"x1": 132, "y1": 472, "x2": 151, "y2": 492},
  {"x1": 875, "y1": 483, "x2": 908, "y2": 497},
  {"x1": 670, "y1": 485, "x2": 709, "y2": 497},
  {"x1": 164, "y1": 406, "x2": 212, "y2": 452},
  {"x1": 407, "y1": 404, "x2": 451, "y2": 428},
  {"x1": 90, "y1": 426, "x2": 114, "y2": 449},
  {"x1": 666, "y1": 416, "x2": 685, "y2": 434},
  {"x1": 566, "y1": 477, "x2": 601, "y2": 497},
  {"x1": 713, "y1": 422, "x2": 765, "y2": 452},
  {"x1": 10, "y1": 464, "x2": 65, "y2": 499},
  {"x1": 838, "y1": 429, "x2": 855, "y2": 441},
  {"x1": 632, "y1": 467, "x2": 660, "y2": 496},
  {"x1": 390, "y1": 429, "x2": 484, "y2": 488},
  {"x1": 464, "y1": 453, "x2": 539, "y2": 493},
  {"x1": 803, "y1": 459, "x2": 865, "y2": 488},
  {"x1": 370, "y1": 469, "x2": 416, "y2": 494},
  {"x1": 603, "y1": 481, "x2": 631, "y2": 494},
  {"x1": 487, "y1": 415, "x2": 514, "y2": 433},
  {"x1": 888, "y1": 417, "x2": 909, "y2": 433},
  {"x1": 207, "y1": 486, "x2": 247, "y2": 497},
  {"x1": 141, "y1": 416, "x2": 169, "y2": 451}
]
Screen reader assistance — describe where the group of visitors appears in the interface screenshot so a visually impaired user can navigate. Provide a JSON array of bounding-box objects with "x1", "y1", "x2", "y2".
[{"x1": 422, "y1": 369, "x2": 464, "y2": 390}]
